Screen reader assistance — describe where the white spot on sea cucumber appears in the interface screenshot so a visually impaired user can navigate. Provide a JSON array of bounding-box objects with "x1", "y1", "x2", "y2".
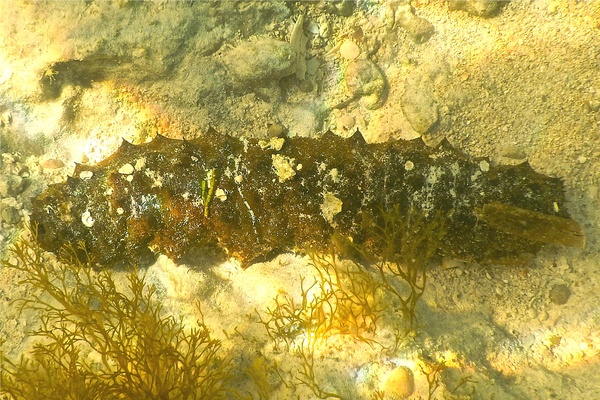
[
  {"x1": 404, "y1": 160, "x2": 414, "y2": 171},
  {"x1": 81, "y1": 210, "x2": 95, "y2": 227},
  {"x1": 328, "y1": 168, "x2": 339, "y2": 183},
  {"x1": 272, "y1": 154, "x2": 296, "y2": 183},
  {"x1": 215, "y1": 188, "x2": 227, "y2": 201},
  {"x1": 479, "y1": 160, "x2": 490, "y2": 172},
  {"x1": 134, "y1": 157, "x2": 146, "y2": 171},
  {"x1": 321, "y1": 192, "x2": 343, "y2": 225},
  {"x1": 144, "y1": 169, "x2": 163, "y2": 187},
  {"x1": 117, "y1": 207, "x2": 124, "y2": 215}
]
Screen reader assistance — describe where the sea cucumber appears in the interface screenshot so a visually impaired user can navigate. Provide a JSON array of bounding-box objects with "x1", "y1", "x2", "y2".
[{"x1": 31, "y1": 130, "x2": 584, "y2": 268}]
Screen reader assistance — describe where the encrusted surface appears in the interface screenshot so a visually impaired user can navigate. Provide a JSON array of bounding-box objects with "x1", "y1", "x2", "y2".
[{"x1": 31, "y1": 130, "x2": 580, "y2": 268}]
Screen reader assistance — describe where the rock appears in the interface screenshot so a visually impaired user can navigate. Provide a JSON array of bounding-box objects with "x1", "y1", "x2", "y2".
[
  {"x1": 401, "y1": 70, "x2": 439, "y2": 134},
  {"x1": 396, "y1": 4, "x2": 435, "y2": 43},
  {"x1": 345, "y1": 59, "x2": 387, "y2": 110},
  {"x1": 448, "y1": 0, "x2": 502, "y2": 18},
  {"x1": 223, "y1": 37, "x2": 296, "y2": 86}
]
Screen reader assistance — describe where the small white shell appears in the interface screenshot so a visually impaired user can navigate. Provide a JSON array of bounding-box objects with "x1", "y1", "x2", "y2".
[{"x1": 81, "y1": 210, "x2": 95, "y2": 228}]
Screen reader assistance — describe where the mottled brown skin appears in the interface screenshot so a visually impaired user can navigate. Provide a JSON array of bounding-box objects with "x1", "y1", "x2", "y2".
[{"x1": 31, "y1": 130, "x2": 581, "y2": 268}]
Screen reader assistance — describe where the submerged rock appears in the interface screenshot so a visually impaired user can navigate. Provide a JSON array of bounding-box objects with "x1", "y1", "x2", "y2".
[{"x1": 401, "y1": 70, "x2": 439, "y2": 134}]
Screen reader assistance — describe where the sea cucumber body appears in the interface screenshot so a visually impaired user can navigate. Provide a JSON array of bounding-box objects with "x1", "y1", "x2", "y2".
[{"x1": 31, "y1": 130, "x2": 580, "y2": 268}]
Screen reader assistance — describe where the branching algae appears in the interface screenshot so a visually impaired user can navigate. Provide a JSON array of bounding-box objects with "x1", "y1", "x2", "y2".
[{"x1": 0, "y1": 235, "x2": 231, "y2": 400}]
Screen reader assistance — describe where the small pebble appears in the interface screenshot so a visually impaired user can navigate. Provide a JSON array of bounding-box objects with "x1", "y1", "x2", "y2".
[
  {"x1": 223, "y1": 37, "x2": 296, "y2": 85},
  {"x1": 75, "y1": 153, "x2": 90, "y2": 164},
  {"x1": 215, "y1": 188, "x2": 227, "y2": 202},
  {"x1": 396, "y1": 4, "x2": 435, "y2": 43},
  {"x1": 267, "y1": 123, "x2": 284, "y2": 137},
  {"x1": 522, "y1": 333, "x2": 535, "y2": 348},
  {"x1": 339, "y1": 39, "x2": 361, "y2": 60},
  {"x1": 306, "y1": 20, "x2": 320, "y2": 35},
  {"x1": 306, "y1": 57, "x2": 320, "y2": 75},
  {"x1": 555, "y1": 255, "x2": 570, "y2": 271},
  {"x1": 338, "y1": 114, "x2": 356, "y2": 129},
  {"x1": 549, "y1": 284, "x2": 571, "y2": 305},
  {"x1": 382, "y1": 366, "x2": 414, "y2": 400},
  {"x1": 40, "y1": 158, "x2": 65, "y2": 169}
]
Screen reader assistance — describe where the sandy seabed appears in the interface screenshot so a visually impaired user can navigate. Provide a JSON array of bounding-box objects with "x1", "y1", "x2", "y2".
[{"x1": 1, "y1": 1, "x2": 599, "y2": 399}]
